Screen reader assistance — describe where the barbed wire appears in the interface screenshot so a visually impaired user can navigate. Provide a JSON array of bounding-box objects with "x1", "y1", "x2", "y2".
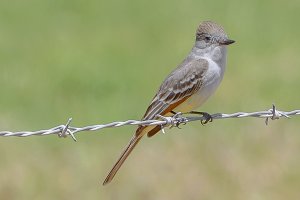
[{"x1": 0, "y1": 104, "x2": 299, "y2": 141}]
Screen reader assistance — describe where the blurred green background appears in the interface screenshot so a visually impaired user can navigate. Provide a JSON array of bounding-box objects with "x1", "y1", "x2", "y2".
[{"x1": 0, "y1": 0, "x2": 300, "y2": 199}]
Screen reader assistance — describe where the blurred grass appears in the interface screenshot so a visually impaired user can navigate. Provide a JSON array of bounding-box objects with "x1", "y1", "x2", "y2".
[{"x1": 0, "y1": 0, "x2": 300, "y2": 199}]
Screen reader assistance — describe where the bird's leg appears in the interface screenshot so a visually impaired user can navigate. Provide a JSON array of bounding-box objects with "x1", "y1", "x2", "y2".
[
  {"x1": 188, "y1": 111, "x2": 213, "y2": 125},
  {"x1": 170, "y1": 111, "x2": 177, "y2": 115},
  {"x1": 169, "y1": 110, "x2": 186, "y2": 128}
]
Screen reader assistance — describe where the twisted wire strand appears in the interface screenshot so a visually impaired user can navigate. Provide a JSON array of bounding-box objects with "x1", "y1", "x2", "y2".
[{"x1": 0, "y1": 105, "x2": 299, "y2": 141}]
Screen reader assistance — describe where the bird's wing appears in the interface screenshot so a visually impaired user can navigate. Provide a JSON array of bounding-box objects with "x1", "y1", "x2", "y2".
[
  {"x1": 103, "y1": 58, "x2": 208, "y2": 185},
  {"x1": 137, "y1": 58, "x2": 209, "y2": 137}
]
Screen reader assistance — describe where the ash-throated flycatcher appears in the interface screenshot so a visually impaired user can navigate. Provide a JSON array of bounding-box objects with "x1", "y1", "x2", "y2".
[{"x1": 103, "y1": 21, "x2": 234, "y2": 185}]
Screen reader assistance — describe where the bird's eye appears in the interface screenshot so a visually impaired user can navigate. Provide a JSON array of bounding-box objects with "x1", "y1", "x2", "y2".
[{"x1": 204, "y1": 36, "x2": 211, "y2": 42}]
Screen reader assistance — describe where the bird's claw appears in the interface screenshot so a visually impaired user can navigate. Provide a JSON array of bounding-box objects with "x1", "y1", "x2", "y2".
[
  {"x1": 188, "y1": 111, "x2": 213, "y2": 125},
  {"x1": 200, "y1": 112, "x2": 213, "y2": 125},
  {"x1": 169, "y1": 111, "x2": 187, "y2": 129},
  {"x1": 173, "y1": 121, "x2": 186, "y2": 129}
]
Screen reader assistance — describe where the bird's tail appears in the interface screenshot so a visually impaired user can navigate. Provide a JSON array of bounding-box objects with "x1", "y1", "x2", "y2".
[{"x1": 103, "y1": 130, "x2": 144, "y2": 185}]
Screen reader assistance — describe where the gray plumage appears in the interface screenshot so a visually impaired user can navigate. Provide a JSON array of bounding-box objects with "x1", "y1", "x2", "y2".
[{"x1": 103, "y1": 21, "x2": 234, "y2": 185}]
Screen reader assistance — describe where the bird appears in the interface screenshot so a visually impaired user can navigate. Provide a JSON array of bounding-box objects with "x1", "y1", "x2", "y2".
[{"x1": 103, "y1": 21, "x2": 235, "y2": 185}]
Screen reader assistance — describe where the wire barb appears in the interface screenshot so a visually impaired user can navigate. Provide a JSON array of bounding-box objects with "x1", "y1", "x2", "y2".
[
  {"x1": 0, "y1": 104, "x2": 299, "y2": 139},
  {"x1": 58, "y1": 118, "x2": 77, "y2": 142}
]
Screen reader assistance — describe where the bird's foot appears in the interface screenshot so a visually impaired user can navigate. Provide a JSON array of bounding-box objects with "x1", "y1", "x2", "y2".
[
  {"x1": 170, "y1": 111, "x2": 186, "y2": 129},
  {"x1": 188, "y1": 111, "x2": 213, "y2": 125}
]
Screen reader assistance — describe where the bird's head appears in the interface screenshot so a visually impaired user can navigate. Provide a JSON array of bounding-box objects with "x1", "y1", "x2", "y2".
[{"x1": 195, "y1": 21, "x2": 235, "y2": 49}]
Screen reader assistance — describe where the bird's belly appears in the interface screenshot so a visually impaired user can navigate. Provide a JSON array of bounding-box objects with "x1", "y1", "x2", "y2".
[{"x1": 174, "y1": 60, "x2": 223, "y2": 113}]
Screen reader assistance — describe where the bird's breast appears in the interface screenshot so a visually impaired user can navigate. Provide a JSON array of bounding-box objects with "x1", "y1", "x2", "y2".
[{"x1": 174, "y1": 58, "x2": 224, "y2": 112}]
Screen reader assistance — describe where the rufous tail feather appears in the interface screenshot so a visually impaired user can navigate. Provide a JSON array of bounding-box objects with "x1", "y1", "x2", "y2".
[{"x1": 103, "y1": 128, "x2": 145, "y2": 185}]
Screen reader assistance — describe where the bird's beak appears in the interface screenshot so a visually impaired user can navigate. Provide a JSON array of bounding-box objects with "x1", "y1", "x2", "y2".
[{"x1": 219, "y1": 38, "x2": 235, "y2": 45}]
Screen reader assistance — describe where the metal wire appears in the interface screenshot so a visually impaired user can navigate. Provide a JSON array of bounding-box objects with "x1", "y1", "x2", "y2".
[{"x1": 0, "y1": 104, "x2": 299, "y2": 141}]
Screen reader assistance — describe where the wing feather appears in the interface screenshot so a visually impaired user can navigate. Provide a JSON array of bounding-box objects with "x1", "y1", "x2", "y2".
[
  {"x1": 103, "y1": 58, "x2": 209, "y2": 185},
  {"x1": 137, "y1": 58, "x2": 209, "y2": 137}
]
